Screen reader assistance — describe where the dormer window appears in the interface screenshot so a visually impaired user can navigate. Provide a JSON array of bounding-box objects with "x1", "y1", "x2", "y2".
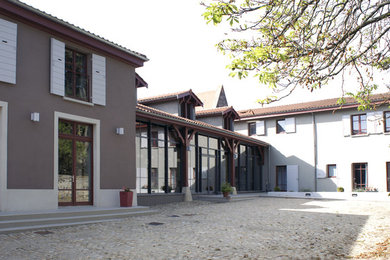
[
  {"x1": 224, "y1": 117, "x2": 234, "y2": 131},
  {"x1": 181, "y1": 102, "x2": 195, "y2": 120}
]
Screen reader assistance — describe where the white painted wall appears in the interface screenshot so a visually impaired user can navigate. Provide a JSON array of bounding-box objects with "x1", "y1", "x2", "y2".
[
  {"x1": 148, "y1": 101, "x2": 179, "y2": 116},
  {"x1": 197, "y1": 116, "x2": 223, "y2": 128},
  {"x1": 235, "y1": 105, "x2": 390, "y2": 192}
]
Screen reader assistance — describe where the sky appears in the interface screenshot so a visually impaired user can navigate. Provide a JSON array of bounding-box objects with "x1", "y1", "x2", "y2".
[{"x1": 21, "y1": 0, "x2": 389, "y2": 110}]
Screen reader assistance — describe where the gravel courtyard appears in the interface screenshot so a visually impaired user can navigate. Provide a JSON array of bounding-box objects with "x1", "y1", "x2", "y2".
[{"x1": 0, "y1": 197, "x2": 389, "y2": 259}]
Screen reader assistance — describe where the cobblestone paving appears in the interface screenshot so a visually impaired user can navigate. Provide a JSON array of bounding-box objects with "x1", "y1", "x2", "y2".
[{"x1": 0, "y1": 198, "x2": 389, "y2": 259}]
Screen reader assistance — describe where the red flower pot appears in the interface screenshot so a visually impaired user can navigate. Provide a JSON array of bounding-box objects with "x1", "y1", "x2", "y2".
[{"x1": 119, "y1": 191, "x2": 133, "y2": 207}]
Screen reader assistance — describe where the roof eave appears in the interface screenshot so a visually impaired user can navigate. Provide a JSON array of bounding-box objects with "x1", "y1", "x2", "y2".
[{"x1": 1, "y1": 0, "x2": 148, "y2": 67}]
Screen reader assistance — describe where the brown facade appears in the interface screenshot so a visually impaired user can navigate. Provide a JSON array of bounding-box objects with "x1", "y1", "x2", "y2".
[{"x1": 0, "y1": 13, "x2": 139, "y2": 190}]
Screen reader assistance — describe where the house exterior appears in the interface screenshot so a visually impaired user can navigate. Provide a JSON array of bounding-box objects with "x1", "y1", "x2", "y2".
[
  {"x1": 136, "y1": 90, "x2": 268, "y2": 205},
  {"x1": 0, "y1": 0, "x2": 147, "y2": 211},
  {"x1": 235, "y1": 94, "x2": 390, "y2": 193}
]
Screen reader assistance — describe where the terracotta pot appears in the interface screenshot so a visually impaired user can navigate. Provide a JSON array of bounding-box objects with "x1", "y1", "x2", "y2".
[
  {"x1": 223, "y1": 191, "x2": 230, "y2": 198},
  {"x1": 119, "y1": 191, "x2": 133, "y2": 207}
]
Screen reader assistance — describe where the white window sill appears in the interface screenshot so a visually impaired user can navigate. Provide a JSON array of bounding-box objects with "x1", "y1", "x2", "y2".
[
  {"x1": 351, "y1": 133, "x2": 368, "y2": 138},
  {"x1": 63, "y1": 97, "x2": 94, "y2": 107}
]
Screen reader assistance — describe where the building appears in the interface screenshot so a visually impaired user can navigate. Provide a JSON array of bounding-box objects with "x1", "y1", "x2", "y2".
[
  {"x1": 0, "y1": 0, "x2": 148, "y2": 211},
  {"x1": 136, "y1": 90, "x2": 268, "y2": 205},
  {"x1": 235, "y1": 94, "x2": 390, "y2": 193}
]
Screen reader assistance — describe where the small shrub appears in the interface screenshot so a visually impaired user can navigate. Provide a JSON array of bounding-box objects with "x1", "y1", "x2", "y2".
[
  {"x1": 337, "y1": 187, "x2": 344, "y2": 192},
  {"x1": 274, "y1": 186, "x2": 281, "y2": 191},
  {"x1": 301, "y1": 188, "x2": 312, "y2": 192},
  {"x1": 221, "y1": 182, "x2": 233, "y2": 193}
]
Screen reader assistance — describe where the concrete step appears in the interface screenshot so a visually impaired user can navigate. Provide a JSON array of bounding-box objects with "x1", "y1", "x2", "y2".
[
  {"x1": 0, "y1": 207, "x2": 157, "y2": 234},
  {"x1": 193, "y1": 194, "x2": 259, "y2": 203}
]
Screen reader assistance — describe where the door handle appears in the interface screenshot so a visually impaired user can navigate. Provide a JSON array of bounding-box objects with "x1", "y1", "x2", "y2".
[{"x1": 72, "y1": 175, "x2": 75, "y2": 183}]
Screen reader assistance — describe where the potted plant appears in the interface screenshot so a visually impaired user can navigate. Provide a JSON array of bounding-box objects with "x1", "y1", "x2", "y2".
[
  {"x1": 337, "y1": 187, "x2": 344, "y2": 192},
  {"x1": 221, "y1": 182, "x2": 233, "y2": 198},
  {"x1": 119, "y1": 187, "x2": 133, "y2": 207}
]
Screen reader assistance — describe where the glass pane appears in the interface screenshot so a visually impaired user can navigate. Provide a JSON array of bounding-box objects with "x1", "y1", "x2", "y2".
[
  {"x1": 58, "y1": 190, "x2": 72, "y2": 203},
  {"x1": 59, "y1": 121, "x2": 73, "y2": 135},
  {"x1": 360, "y1": 115, "x2": 367, "y2": 133},
  {"x1": 277, "y1": 120, "x2": 285, "y2": 133},
  {"x1": 75, "y1": 53, "x2": 86, "y2": 73},
  {"x1": 75, "y1": 74, "x2": 88, "y2": 100},
  {"x1": 58, "y1": 138, "x2": 73, "y2": 190},
  {"x1": 65, "y1": 49, "x2": 73, "y2": 65},
  {"x1": 65, "y1": 70, "x2": 74, "y2": 96},
  {"x1": 76, "y1": 190, "x2": 90, "y2": 203},
  {"x1": 76, "y1": 124, "x2": 92, "y2": 137},
  {"x1": 75, "y1": 141, "x2": 92, "y2": 192}
]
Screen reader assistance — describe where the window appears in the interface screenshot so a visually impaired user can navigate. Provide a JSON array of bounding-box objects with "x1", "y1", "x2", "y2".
[
  {"x1": 248, "y1": 122, "x2": 256, "y2": 136},
  {"x1": 352, "y1": 114, "x2": 367, "y2": 135},
  {"x1": 327, "y1": 164, "x2": 336, "y2": 178},
  {"x1": 151, "y1": 131, "x2": 158, "y2": 148},
  {"x1": 180, "y1": 103, "x2": 195, "y2": 119},
  {"x1": 50, "y1": 38, "x2": 106, "y2": 106},
  {"x1": 276, "y1": 118, "x2": 295, "y2": 134},
  {"x1": 224, "y1": 117, "x2": 234, "y2": 131},
  {"x1": 65, "y1": 48, "x2": 88, "y2": 101},
  {"x1": 276, "y1": 120, "x2": 286, "y2": 134},
  {"x1": 385, "y1": 112, "x2": 390, "y2": 133},
  {"x1": 353, "y1": 163, "x2": 367, "y2": 190},
  {"x1": 151, "y1": 168, "x2": 158, "y2": 189}
]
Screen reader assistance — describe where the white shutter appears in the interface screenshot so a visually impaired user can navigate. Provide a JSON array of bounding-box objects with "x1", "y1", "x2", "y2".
[
  {"x1": 0, "y1": 18, "x2": 17, "y2": 84},
  {"x1": 367, "y1": 112, "x2": 383, "y2": 134},
  {"x1": 50, "y1": 38, "x2": 65, "y2": 96},
  {"x1": 286, "y1": 165, "x2": 299, "y2": 192},
  {"x1": 285, "y1": 117, "x2": 296, "y2": 133},
  {"x1": 256, "y1": 120, "x2": 265, "y2": 135},
  {"x1": 342, "y1": 115, "x2": 351, "y2": 136},
  {"x1": 158, "y1": 131, "x2": 164, "y2": 147},
  {"x1": 92, "y1": 54, "x2": 106, "y2": 106},
  {"x1": 141, "y1": 132, "x2": 147, "y2": 148}
]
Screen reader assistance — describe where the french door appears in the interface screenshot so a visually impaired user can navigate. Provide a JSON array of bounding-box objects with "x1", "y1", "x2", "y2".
[{"x1": 58, "y1": 120, "x2": 93, "y2": 206}]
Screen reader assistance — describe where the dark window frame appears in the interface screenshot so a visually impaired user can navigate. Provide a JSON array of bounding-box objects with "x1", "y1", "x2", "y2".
[
  {"x1": 248, "y1": 122, "x2": 256, "y2": 136},
  {"x1": 352, "y1": 163, "x2": 367, "y2": 190},
  {"x1": 327, "y1": 164, "x2": 337, "y2": 178},
  {"x1": 276, "y1": 119, "x2": 286, "y2": 134},
  {"x1": 351, "y1": 114, "x2": 367, "y2": 135},
  {"x1": 151, "y1": 131, "x2": 158, "y2": 148},
  {"x1": 65, "y1": 48, "x2": 89, "y2": 102},
  {"x1": 384, "y1": 111, "x2": 390, "y2": 133}
]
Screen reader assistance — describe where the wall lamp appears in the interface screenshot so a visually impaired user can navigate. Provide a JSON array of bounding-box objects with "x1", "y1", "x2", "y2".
[
  {"x1": 31, "y1": 112, "x2": 40, "y2": 122},
  {"x1": 116, "y1": 127, "x2": 125, "y2": 135}
]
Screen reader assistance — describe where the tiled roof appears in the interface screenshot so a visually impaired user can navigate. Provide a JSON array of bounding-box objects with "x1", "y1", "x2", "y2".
[
  {"x1": 136, "y1": 104, "x2": 268, "y2": 147},
  {"x1": 196, "y1": 106, "x2": 239, "y2": 119},
  {"x1": 138, "y1": 89, "x2": 203, "y2": 106},
  {"x1": 238, "y1": 93, "x2": 390, "y2": 120},
  {"x1": 5, "y1": 0, "x2": 148, "y2": 62}
]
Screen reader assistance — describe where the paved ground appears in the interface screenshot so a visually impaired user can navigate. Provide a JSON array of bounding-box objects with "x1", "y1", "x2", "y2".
[{"x1": 0, "y1": 197, "x2": 389, "y2": 259}]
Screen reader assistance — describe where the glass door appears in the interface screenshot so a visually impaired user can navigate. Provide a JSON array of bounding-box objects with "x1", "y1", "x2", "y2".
[{"x1": 58, "y1": 120, "x2": 93, "y2": 206}]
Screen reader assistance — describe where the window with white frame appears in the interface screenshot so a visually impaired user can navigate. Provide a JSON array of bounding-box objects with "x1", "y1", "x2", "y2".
[{"x1": 50, "y1": 38, "x2": 106, "y2": 105}]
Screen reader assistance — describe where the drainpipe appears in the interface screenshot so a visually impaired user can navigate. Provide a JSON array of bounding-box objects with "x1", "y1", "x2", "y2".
[
  {"x1": 312, "y1": 113, "x2": 318, "y2": 192},
  {"x1": 267, "y1": 145, "x2": 271, "y2": 192}
]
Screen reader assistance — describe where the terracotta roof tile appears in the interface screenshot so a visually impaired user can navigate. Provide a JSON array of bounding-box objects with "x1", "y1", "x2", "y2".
[
  {"x1": 136, "y1": 104, "x2": 268, "y2": 147},
  {"x1": 138, "y1": 89, "x2": 203, "y2": 106},
  {"x1": 238, "y1": 93, "x2": 390, "y2": 119},
  {"x1": 196, "y1": 106, "x2": 239, "y2": 119}
]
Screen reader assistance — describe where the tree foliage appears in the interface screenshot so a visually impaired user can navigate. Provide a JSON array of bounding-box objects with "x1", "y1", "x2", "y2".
[{"x1": 202, "y1": 0, "x2": 390, "y2": 108}]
